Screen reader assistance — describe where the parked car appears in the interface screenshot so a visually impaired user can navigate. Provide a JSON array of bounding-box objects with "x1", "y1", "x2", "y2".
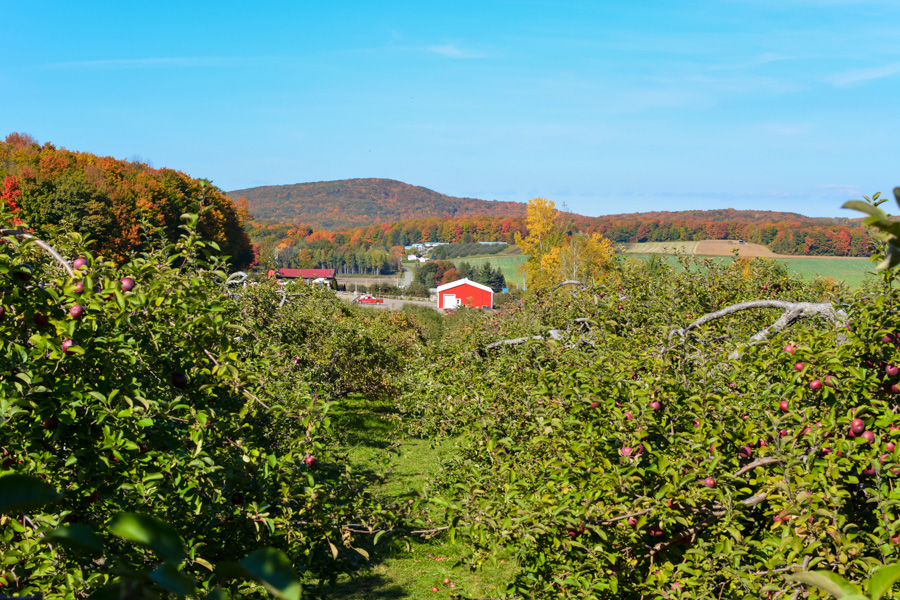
[{"x1": 353, "y1": 294, "x2": 384, "y2": 304}]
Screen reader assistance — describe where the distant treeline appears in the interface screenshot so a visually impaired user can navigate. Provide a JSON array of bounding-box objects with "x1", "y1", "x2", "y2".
[
  {"x1": 583, "y1": 209, "x2": 873, "y2": 256},
  {"x1": 249, "y1": 205, "x2": 874, "y2": 269}
]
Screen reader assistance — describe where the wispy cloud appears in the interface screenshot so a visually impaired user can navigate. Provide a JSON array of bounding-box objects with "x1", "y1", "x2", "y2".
[
  {"x1": 426, "y1": 44, "x2": 489, "y2": 59},
  {"x1": 824, "y1": 62, "x2": 900, "y2": 86},
  {"x1": 41, "y1": 56, "x2": 250, "y2": 70}
]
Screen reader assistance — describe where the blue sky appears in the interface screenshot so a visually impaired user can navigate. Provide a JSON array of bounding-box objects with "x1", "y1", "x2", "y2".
[{"x1": 2, "y1": 1, "x2": 899, "y2": 218}]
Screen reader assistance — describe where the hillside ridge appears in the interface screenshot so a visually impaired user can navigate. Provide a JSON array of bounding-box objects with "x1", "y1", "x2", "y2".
[{"x1": 227, "y1": 178, "x2": 528, "y2": 230}]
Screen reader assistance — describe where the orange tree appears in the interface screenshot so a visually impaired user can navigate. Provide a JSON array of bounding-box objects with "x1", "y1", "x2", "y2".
[
  {"x1": 401, "y1": 216, "x2": 900, "y2": 598},
  {"x1": 0, "y1": 206, "x2": 423, "y2": 598}
]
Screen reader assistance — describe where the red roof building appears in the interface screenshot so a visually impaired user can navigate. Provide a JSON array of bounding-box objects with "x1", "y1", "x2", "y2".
[
  {"x1": 267, "y1": 268, "x2": 337, "y2": 287},
  {"x1": 436, "y1": 278, "x2": 493, "y2": 310}
]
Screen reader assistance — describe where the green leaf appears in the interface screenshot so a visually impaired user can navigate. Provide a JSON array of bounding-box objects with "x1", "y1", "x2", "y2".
[
  {"x1": 45, "y1": 523, "x2": 104, "y2": 554},
  {"x1": 217, "y1": 548, "x2": 302, "y2": 600},
  {"x1": 206, "y1": 589, "x2": 231, "y2": 600},
  {"x1": 843, "y1": 200, "x2": 886, "y2": 219},
  {"x1": 0, "y1": 474, "x2": 62, "y2": 513},
  {"x1": 786, "y1": 571, "x2": 862, "y2": 598},
  {"x1": 328, "y1": 539, "x2": 339, "y2": 560},
  {"x1": 150, "y1": 562, "x2": 196, "y2": 596},
  {"x1": 108, "y1": 512, "x2": 186, "y2": 563},
  {"x1": 868, "y1": 563, "x2": 900, "y2": 600}
]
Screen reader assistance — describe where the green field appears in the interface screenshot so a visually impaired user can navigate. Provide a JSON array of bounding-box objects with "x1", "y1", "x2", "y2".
[
  {"x1": 455, "y1": 254, "x2": 527, "y2": 288},
  {"x1": 627, "y1": 254, "x2": 875, "y2": 288}
]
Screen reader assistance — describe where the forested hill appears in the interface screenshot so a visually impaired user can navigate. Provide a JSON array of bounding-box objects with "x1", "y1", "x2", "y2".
[
  {"x1": 0, "y1": 133, "x2": 254, "y2": 267},
  {"x1": 227, "y1": 178, "x2": 528, "y2": 229}
]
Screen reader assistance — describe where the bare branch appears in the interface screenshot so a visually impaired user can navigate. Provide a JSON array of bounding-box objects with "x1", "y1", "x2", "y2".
[
  {"x1": 0, "y1": 229, "x2": 75, "y2": 277},
  {"x1": 551, "y1": 280, "x2": 585, "y2": 291},
  {"x1": 666, "y1": 299, "x2": 846, "y2": 359},
  {"x1": 485, "y1": 329, "x2": 564, "y2": 350},
  {"x1": 735, "y1": 456, "x2": 781, "y2": 477}
]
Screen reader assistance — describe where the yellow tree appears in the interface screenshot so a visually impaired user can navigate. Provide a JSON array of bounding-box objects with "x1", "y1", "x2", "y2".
[
  {"x1": 515, "y1": 197, "x2": 563, "y2": 290},
  {"x1": 554, "y1": 232, "x2": 615, "y2": 284}
]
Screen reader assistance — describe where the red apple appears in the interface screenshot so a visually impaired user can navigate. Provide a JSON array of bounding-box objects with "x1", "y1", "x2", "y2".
[
  {"x1": 73, "y1": 257, "x2": 88, "y2": 270},
  {"x1": 784, "y1": 345, "x2": 795, "y2": 354},
  {"x1": 824, "y1": 375, "x2": 835, "y2": 388},
  {"x1": 850, "y1": 418, "x2": 866, "y2": 436},
  {"x1": 809, "y1": 380, "x2": 822, "y2": 391},
  {"x1": 62, "y1": 339, "x2": 78, "y2": 355},
  {"x1": 74, "y1": 281, "x2": 84, "y2": 294},
  {"x1": 120, "y1": 277, "x2": 136, "y2": 292},
  {"x1": 794, "y1": 362, "x2": 805, "y2": 371},
  {"x1": 170, "y1": 372, "x2": 188, "y2": 388},
  {"x1": 864, "y1": 465, "x2": 876, "y2": 476},
  {"x1": 305, "y1": 455, "x2": 316, "y2": 468},
  {"x1": 888, "y1": 365, "x2": 900, "y2": 378},
  {"x1": 627, "y1": 517, "x2": 637, "y2": 526},
  {"x1": 649, "y1": 401, "x2": 661, "y2": 412},
  {"x1": 620, "y1": 447, "x2": 633, "y2": 457},
  {"x1": 624, "y1": 412, "x2": 633, "y2": 420},
  {"x1": 69, "y1": 305, "x2": 84, "y2": 319},
  {"x1": 779, "y1": 400, "x2": 789, "y2": 412},
  {"x1": 590, "y1": 402, "x2": 599, "y2": 408},
  {"x1": 703, "y1": 477, "x2": 715, "y2": 488},
  {"x1": 739, "y1": 445, "x2": 753, "y2": 458},
  {"x1": 888, "y1": 442, "x2": 896, "y2": 452},
  {"x1": 863, "y1": 430, "x2": 876, "y2": 444}
]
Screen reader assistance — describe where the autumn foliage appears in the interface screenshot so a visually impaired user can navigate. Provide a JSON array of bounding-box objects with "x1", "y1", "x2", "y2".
[{"x1": 0, "y1": 133, "x2": 254, "y2": 267}]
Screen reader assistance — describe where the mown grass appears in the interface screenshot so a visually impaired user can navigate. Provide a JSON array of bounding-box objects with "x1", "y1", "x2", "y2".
[
  {"x1": 328, "y1": 396, "x2": 515, "y2": 599},
  {"x1": 454, "y1": 255, "x2": 527, "y2": 288},
  {"x1": 626, "y1": 253, "x2": 875, "y2": 288}
]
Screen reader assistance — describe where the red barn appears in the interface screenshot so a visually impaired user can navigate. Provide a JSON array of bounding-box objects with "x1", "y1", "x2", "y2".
[
  {"x1": 267, "y1": 268, "x2": 336, "y2": 288},
  {"x1": 437, "y1": 278, "x2": 493, "y2": 310}
]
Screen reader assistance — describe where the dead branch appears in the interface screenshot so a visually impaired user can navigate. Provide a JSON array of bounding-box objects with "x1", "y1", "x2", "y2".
[
  {"x1": 735, "y1": 456, "x2": 781, "y2": 477},
  {"x1": 0, "y1": 229, "x2": 75, "y2": 277},
  {"x1": 484, "y1": 329, "x2": 564, "y2": 350},
  {"x1": 551, "y1": 280, "x2": 585, "y2": 291},
  {"x1": 666, "y1": 300, "x2": 846, "y2": 359}
]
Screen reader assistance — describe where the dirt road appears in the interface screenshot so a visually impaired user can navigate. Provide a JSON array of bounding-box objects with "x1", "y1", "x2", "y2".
[{"x1": 336, "y1": 292, "x2": 435, "y2": 311}]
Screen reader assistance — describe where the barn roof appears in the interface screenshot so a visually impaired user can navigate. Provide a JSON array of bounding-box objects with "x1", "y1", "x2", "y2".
[
  {"x1": 436, "y1": 278, "x2": 494, "y2": 294},
  {"x1": 267, "y1": 268, "x2": 336, "y2": 279}
]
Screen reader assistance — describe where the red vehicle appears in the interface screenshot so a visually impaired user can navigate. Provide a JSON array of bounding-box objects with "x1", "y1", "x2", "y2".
[{"x1": 353, "y1": 294, "x2": 384, "y2": 304}]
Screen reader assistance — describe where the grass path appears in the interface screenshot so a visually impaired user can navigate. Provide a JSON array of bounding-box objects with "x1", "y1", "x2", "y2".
[{"x1": 328, "y1": 397, "x2": 515, "y2": 599}]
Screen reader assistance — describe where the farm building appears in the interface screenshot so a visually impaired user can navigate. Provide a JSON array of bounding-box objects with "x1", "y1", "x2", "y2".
[
  {"x1": 436, "y1": 278, "x2": 493, "y2": 310},
  {"x1": 267, "y1": 268, "x2": 337, "y2": 288}
]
